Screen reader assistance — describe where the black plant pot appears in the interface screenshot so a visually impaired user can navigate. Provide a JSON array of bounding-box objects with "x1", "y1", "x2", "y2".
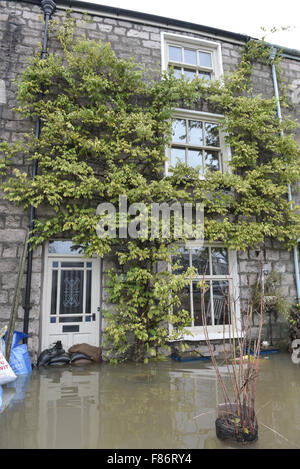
[{"x1": 215, "y1": 404, "x2": 258, "y2": 444}]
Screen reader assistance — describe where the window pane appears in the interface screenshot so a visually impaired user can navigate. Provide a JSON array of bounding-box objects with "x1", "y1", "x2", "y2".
[
  {"x1": 172, "y1": 119, "x2": 186, "y2": 143},
  {"x1": 188, "y1": 120, "x2": 203, "y2": 145},
  {"x1": 59, "y1": 316, "x2": 83, "y2": 323},
  {"x1": 61, "y1": 262, "x2": 84, "y2": 268},
  {"x1": 85, "y1": 270, "x2": 92, "y2": 315},
  {"x1": 205, "y1": 151, "x2": 220, "y2": 171},
  {"x1": 193, "y1": 281, "x2": 212, "y2": 326},
  {"x1": 51, "y1": 270, "x2": 58, "y2": 315},
  {"x1": 205, "y1": 122, "x2": 220, "y2": 146},
  {"x1": 184, "y1": 69, "x2": 196, "y2": 81},
  {"x1": 212, "y1": 280, "x2": 230, "y2": 325},
  {"x1": 172, "y1": 247, "x2": 190, "y2": 274},
  {"x1": 171, "y1": 147, "x2": 186, "y2": 167},
  {"x1": 169, "y1": 45, "x2": 182, "y2": 62},
  {"x1": 184, "y1": 48, "x2": 197, "y2": 65},
  {"x1": 187, "y1": 150, "x2": 202, "y2": 170},
  {"x1": 198, "y1": 71, "x2": 211, "y2": 81},
  {"x1": 173, "y1": 67, "x2": 182, "y2": 78},
  {"x1": 211, "y1": 248, "x2": 229, "y2": 275},
  {"x1": 199, "y1": 51, "x2": 212, "y2": 67},
  {"x1": 60, "y1": 270, "x2": 84, "y2": 315},
  {"x1": 173, "y1": 286, "x2": 191, "y2": 321},
  {"x1": 48, "y1": 240, "x2": 84, "y2": 255},
  {"x1": 191, "y1": 247, "x2": 209, "y2": 275}
]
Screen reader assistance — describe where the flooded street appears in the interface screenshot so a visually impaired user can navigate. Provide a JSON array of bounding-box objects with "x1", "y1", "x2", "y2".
[{"x1": 0, "y1": 352, "x2": 300, "y2": 449}]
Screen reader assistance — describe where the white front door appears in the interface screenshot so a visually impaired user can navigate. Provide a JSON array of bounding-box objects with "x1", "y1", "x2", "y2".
[{"x1": 42, "y1": 241, "x2": 101, "y2": 351}]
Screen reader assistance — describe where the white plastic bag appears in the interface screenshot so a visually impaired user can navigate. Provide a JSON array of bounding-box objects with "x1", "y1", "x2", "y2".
[{"x1": 0, "y1": 352, "x2": 17, "y2": 385}]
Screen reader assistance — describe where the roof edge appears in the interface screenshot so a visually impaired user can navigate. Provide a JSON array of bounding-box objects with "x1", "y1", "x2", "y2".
[{"x1": 8, "y1": 0, "x2": 300, "y2": 57}]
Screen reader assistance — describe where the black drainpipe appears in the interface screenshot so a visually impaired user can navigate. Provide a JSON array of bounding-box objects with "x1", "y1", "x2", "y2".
[{"x1": 23, "y1": 0, "x2": 56, "y2": 340}]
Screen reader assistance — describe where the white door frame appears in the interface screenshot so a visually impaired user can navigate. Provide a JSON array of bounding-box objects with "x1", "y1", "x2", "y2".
[{"x1": 41, "y1": 241, "x2": 101, "y2": 351}]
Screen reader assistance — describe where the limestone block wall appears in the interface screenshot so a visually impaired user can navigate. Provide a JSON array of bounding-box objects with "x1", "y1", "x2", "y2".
[
  {"x1": 0, "y1": 0, "x2": 299, "y2": 357},
  {"x1": 0, "y1": 2, "x2": 46, "y2": 358}
]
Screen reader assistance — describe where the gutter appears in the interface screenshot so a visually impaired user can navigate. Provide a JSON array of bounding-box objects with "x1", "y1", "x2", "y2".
[
  {"x1": 10, "y1": 0, "x2": 300, "y2": 56},
  {"x1": 23, "y1": 0, "x2": 56, "y2": 339},
  {"x1": 270, "y1": 46, "x2": 300, "y2": 302}
]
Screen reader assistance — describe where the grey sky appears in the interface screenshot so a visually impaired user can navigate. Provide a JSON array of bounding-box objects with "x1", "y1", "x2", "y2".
[{"x1": 77, "y1": 0, "x2": 300, "y2": 50}]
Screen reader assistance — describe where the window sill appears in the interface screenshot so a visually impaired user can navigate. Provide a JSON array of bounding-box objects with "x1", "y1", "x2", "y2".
[{"x1": 169, "y1": 325, "x2": 242, "y2": 342}]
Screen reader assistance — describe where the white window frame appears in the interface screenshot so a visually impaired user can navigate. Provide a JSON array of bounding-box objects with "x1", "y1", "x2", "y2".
[
  {"x1": 165, "y1": 109, "x2": 231, "y2": 176},
  {"x1": 161, "y1": 32, "x2": 224, "y2": 80},
  {"x1": 169, "y1": 243, "x2": 241, "y2": 341}
]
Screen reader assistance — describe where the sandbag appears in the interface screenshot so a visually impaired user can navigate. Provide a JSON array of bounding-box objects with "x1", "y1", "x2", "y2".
[
  {"x1": 68, "y1": 343, "x2": 101, "y2": 362},
  {"x1": 48, "y1": 352, "x2": 70, "y2": 366},
  {"x1": 70, "y1": 352, "x2": 93, "y2": 365},
  {"x1": 0, "y1": 352, "x2": 17, "y2": 385},
  {"x1": 37, "y1": 341, "x2": 65, "y2": 367}
]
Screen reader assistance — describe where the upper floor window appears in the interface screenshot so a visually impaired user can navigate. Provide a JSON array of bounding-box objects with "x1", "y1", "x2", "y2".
[
  {"x1": 161, "y1": 32, "x2": 223, "y2": 81},
  {"x1": 168, "y1": 45, "x2": 213, "y2": 81},
  {"x1": 170, "y1": 115, "x2": 222, "y2": 173},
  {"x1": 166, "y1": 109, "x2": 230, "y2": 176}
]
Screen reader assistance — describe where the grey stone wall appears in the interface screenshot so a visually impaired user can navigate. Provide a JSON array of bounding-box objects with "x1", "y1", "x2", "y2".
[
  {"x1": 0, "y1": 1, "x2": 299, "y2": 358},
  {"x1": 237, "y1": 244, "x2": 293, "y2": 347},
  {"x1": 0, "y1": 2, "x2": 45, "y2": 359}
]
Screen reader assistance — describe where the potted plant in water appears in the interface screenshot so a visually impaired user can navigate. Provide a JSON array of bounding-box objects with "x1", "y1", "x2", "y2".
[{"x1": 198, "y1": 270, "x2": 264, "y2": 444}]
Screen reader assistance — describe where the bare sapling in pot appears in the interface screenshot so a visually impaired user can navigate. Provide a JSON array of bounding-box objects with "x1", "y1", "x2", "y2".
[{"x1": 199, "y1": 264, "x2": 264, "y2": 444}]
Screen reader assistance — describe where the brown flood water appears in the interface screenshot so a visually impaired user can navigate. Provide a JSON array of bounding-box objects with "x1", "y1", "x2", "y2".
[{"x1": 0, "y1": 351, "x2": 300, "y2": 449}]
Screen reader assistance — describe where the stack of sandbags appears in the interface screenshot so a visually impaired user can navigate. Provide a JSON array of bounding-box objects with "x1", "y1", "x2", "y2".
[{"x1": 68, "y1": 343, "x2": 102, "y2": 365}]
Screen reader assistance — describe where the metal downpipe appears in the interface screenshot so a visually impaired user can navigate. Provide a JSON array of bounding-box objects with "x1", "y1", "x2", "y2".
[
  {"x1": 270, "y1": 46, "x2": 300, "y2": 302},
  {"x1": 23, "y1": 0, "x2": 56, "y2": 340}
]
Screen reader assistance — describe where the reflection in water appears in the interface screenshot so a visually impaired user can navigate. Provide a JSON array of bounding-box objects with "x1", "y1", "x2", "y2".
[
  {"x1": 0, "y1": 353, "x2": 300, "y2": 449},
  {"x1": 0, "y1": 386, "x2": 15, "y2": 414}
]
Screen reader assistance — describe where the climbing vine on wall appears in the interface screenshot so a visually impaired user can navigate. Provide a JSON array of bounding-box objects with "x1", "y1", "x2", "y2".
[{"x1": 0, "y1": 14, "x2": 299, "y2": 361}]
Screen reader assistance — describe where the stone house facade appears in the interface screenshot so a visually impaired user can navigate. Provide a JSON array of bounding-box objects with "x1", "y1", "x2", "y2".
[{"x1": 0, "y1": 0, "x2": 300, "y2": 361}]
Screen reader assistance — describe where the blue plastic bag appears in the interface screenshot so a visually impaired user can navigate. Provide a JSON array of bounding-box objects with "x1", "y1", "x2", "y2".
[
  {"x1": 4, "y1": 331, "x2": 28, "y2": 349},
  {"x1": 9, "y1": 344, "x2": 32, "y2": 376},
  {"x1": 4, "y1": 331, "x2": 32, "y2": 376}
]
